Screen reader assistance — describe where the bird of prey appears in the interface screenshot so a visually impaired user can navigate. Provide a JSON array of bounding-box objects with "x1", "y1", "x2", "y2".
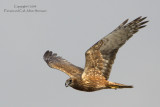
[{"x1": 44, "y1": 16, "x2": 148, "y2": 92}]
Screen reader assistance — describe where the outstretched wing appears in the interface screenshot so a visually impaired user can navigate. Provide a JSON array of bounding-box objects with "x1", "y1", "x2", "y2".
[
  {"x1": 82, "y1": 16, "x2": 148, "y2": 80},
  {"x1": 44, "y1": 50, "x2": 84, "y2": 78}
]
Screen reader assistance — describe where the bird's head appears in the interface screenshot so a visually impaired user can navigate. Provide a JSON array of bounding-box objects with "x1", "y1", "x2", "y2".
[{"x1": 65, "y1": 78, "x2": 74, "y2": 87}]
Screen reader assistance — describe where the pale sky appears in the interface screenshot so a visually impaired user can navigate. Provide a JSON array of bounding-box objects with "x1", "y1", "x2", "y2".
[{"x1": 0, "y1": 0, "x2": 159, "y2": 107}]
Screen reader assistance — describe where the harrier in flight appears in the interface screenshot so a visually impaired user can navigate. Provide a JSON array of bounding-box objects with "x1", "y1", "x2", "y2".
[{"x1": 44, "y1": 16, "x2": 148, "y2": 92}]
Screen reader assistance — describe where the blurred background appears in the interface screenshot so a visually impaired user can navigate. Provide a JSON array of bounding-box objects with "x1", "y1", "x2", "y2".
[{"x1": 0, "y1": 0, "x2": 159, "y2": 107}]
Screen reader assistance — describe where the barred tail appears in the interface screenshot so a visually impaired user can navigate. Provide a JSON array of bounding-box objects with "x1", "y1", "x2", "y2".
[{"x1": 118, "y1": 85, "x2": 133, "y2": 88}]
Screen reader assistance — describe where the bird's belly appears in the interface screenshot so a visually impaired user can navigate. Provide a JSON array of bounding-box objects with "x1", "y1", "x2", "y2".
[
  {"x1": 72, "y1": 86, "x2": 102, "y2": 92},
  {"x1": 73, "y1": 80, "x2": 107, "y2": 92}
]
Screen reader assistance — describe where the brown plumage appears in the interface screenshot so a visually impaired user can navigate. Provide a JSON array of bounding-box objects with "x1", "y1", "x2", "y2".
[{"x1": 43, "y1": 16, "x2": 148, "y2": 92}]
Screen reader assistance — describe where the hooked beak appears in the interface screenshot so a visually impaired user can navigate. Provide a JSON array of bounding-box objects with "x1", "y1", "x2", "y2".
[{"x1": 65, "y1": 82, "x2": 69, "y2": 87}]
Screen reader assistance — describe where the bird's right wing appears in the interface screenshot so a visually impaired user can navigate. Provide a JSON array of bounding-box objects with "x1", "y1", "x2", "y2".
[
  {"x1": 44, "y1": 51, "x2": 84, "y2": 78},
  {"x1": 82, "y1": 16, "x2": 148, "y2": 80}
]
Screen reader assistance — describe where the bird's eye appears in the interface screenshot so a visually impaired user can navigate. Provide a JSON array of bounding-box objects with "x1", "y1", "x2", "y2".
[{"x1": 69, "y1": 79, "x2": 72, "y2": 83}]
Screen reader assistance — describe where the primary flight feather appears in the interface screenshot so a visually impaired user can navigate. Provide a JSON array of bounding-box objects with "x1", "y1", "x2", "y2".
[{"x1": 44, "y1": 16, "x2": 148, "y2": 92}]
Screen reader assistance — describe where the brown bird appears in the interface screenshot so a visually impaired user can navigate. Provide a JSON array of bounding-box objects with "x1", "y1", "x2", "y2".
[{"x1": 43, "y1": 16, "x2": 148, "y2": 92}]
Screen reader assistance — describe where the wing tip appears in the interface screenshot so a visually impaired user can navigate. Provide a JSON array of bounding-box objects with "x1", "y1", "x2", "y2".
[
  {"x1": 43, "y1": 50, "x2": 57, "y2": 63},
  {"x1": 124, "y1": 16, "x2": 149, "y2": 33},
  {"x1": 138, "y1": 17, "x2": 149, "y2": 29},
  {"x1": 43, "y1": 50, "x2": 51, "y2": 63}
]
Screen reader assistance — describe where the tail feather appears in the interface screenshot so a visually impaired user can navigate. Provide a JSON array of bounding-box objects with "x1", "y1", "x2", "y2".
[
  {"x1": 118, "y1": 85, "x2": 133, "y2": 88},
  {"x1": 108, "y1": 81, "x2": 133, "y2": 89}
]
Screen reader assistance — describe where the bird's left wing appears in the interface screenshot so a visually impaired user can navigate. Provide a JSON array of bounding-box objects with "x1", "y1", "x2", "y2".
[
  {"x1": 82, "y1": 17, "x2": 148, "y2": 80},
  {"x1": 44, "y1": 51, "x2": 84, "y2": 78}
]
